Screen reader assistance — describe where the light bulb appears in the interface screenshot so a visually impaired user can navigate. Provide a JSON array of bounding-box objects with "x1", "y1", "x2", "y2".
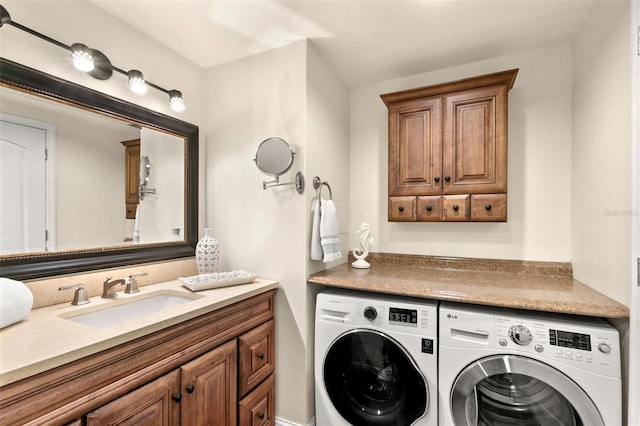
[
  {"x1": 168, "y1": 90, "x2": 185, "y2": 112},
  {"x1": 127, "y1": 70, "x2": 147, "y2": 94},
  {"x1": 71, "y1": 43, "x2": 94, "y2": 72}
]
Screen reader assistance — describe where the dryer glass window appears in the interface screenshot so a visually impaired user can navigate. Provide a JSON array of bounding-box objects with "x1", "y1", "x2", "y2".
[{"x1": 323, "y1": 330, "x2": 427, "y2": 426}]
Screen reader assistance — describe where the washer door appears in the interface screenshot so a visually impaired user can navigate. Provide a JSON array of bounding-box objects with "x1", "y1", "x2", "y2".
[
  {"x1": 450, "y1": 355, "x2": 604, "y2": 426},
  {"x1": 323, "y1": 329, "x2": 427, "y2": 426}
]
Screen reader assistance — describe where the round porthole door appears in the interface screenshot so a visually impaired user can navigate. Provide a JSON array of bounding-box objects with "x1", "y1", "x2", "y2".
[
  {"x1": 323, "y1": 329, "x2": 427, "y2": 426},
  {"x1": 450, "y1": 355, "x2": 604, "y2": 426}
]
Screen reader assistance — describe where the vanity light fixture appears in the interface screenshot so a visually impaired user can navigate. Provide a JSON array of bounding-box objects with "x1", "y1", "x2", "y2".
[{"x1": 0, "y1": 5, "x2": 186, "y2": 111}]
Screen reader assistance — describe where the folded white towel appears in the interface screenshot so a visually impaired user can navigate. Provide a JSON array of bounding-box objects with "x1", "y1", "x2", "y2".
[
  {"x1": 0, "y1": 278, "x2": 33, "y2": 329},
  {"x1": 310, "y1": 198, "x2": 323, "y2": 260},
  {"x1": 133, "y1": 204, "x2": 140, "y2": 244},
  {"x1": 320, "y1": 199, "x2": 342, "y2": 263}
]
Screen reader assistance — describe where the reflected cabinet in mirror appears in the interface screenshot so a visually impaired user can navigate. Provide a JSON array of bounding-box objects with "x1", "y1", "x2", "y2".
[{"x1": 0, "y1": 58, "x2": 198, "y2": 280}]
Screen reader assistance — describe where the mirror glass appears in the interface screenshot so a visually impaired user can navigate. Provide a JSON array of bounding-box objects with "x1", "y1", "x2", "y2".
[
  {"x1": 0, "y1": 58, "x2": 198, "y2": 280},
  {"x1": 254, "y1": 137, "x2": 294, "y2": 176}
]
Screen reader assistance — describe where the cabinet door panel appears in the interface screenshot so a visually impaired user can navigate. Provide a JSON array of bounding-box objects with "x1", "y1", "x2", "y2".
[
  {"x1": 181, "y1": 339, "x2": 237, "y2": 426},
  {"x1": 417, "y1": 196, "x2": 443, "y2": 222},
  {"x1": 238, "y1": 375, "x2": 275, "y2": 426},
  {"x1": 443, "y1": 85, "x2": 507, "y2": 194},
  {"x1": 86, "y1": 369, "x2": 180, "y2": 426},
  {"x1": 388, "y1": 197, "x2": 416, "y2": 221},
  {"x1": 388, "y1": 97, "x2": 442, "y2": 196},
  {"x1": 471, "y1": 194, "x2": 507, "y2": 222},
  {"x1": 239, "y1": 319, "x2": 275, "y2": 398},
  {"x1": 442, "y1": 195, "x2": 470, "y2": 221}
]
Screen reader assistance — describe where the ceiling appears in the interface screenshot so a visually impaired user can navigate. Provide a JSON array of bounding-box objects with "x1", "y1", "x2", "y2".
[{"x1": 91, "y1": 0, "x2": 600, "y2": 87}]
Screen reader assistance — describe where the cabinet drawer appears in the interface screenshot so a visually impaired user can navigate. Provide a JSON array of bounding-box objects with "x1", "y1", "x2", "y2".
[
  {"x1": 388, "y1": 197, "x2": 416, "y2": 221},
  {"x1": 471, "y1": 194, "x2": 507, "y2": 222},
  {"x1": 442, "y1": 195, "x2": 470, "y2": 221},
  {"x1": 417, "y1": 196, "x2": 442, "y2": 221},
  {"x1": 238, "y1": 319, "x2": 275, "y2": 397},
  {"x1": 238, "y1": 374, "x2": 275, "y2": 426}
]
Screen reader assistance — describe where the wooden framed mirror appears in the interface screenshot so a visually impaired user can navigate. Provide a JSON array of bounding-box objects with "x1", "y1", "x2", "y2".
[{"x1": 0, "y1": 57, "x2": 199, "y2": 280}]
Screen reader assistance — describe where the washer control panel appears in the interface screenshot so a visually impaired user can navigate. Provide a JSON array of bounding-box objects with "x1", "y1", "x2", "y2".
[{"x1": 440, "y1": 303, "x2": 620, "y2": 378}]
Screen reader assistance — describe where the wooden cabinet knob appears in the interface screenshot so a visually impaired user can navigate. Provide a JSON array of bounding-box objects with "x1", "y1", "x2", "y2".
[
  {"x1": 172, "y1": 393, "x2": 182, "y2": 402},
  {"x1": 186, "y1": 384, "x2": 195, "y2": 393},
  {"x1": 453, "y1": 205, "x2": 459, "y2": 211},
  {"x1": 398, "y1": 206, "x2": 404, "y2": 212},
  {"x1": 485, "y1": 204, "x2": 492, "y2": 211}
]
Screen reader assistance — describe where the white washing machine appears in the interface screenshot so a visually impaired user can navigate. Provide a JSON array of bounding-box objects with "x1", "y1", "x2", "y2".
[
  {"x1": 315, "y1": 289, "x2": 438, "y2": 426},
  {"x1": 439, "y1": 302, "x2": 621, "y2": 426}
]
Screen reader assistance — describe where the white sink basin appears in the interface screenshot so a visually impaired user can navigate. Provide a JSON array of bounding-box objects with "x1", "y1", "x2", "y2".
[{"x1": 60, "y1": 290, "x2": 203, "y2": 328}]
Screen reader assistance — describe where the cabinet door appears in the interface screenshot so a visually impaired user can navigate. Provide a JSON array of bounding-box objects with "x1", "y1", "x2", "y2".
[
  {"x1": 471, "y1": 194, "x2": 507, "y2": 222},
  {"x1": 417, "y1": 196, "x2": 443, "y2": 222},
  {"x1": 388, "y1": 97, "x2": 442, "y2": 197},
  {"x1": 388, "y1": 197, "x2": 417, "y2": 221},
  {"x1": 121, "y1": 139, "x2": 140, "y2": 219},
  {"x1": 181, "y1": 339, "x2": 237, "y2": 426},
  {"x1": 238, "y1": 319, "x2": 275, "y2": 398},
  {"x1": 442, "y1": 195, "x2": 470, "y2": 222},
  {"x1": 443, "y1": 85, "x2": 508, "y2": 195},
  {"x1": 86, "y1": 369, "x2": 180, "y2": 425},
  {"x1": 238, "y1": 374, "x2": 275, "y2": 426}
]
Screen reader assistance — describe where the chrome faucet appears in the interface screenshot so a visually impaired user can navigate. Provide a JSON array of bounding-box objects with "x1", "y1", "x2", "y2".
[
  {"x1": 102, "y1": 277, "x2": 126, "y2": 299},
  {"x1": 124, "y1": 272, "x2": 147, "y2": 294}
]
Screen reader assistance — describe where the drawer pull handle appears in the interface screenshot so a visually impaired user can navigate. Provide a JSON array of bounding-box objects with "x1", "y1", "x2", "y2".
[
  {"x1": 485, "y1": 204, "x2": 492, "y2": 211},
  {"x1": 258, "y1": 413, "x2": 265, "y2": 420},
  {"x1": 434, "y1": 176, "x2": 440, "y2": 183},
  {"x1": 398, "y1": 206, "x2": 404, "y2": 212},
  {"x1": 172, "y1": 393, "x2": 182, "y2": 402},
  {"x1": 186, "y1": 384, "x2": 195, "y2": 393},
  {"x1": 257, "y1": 353, "x2": 265, "y2": 360},
  {"x1": 453, "y1": 205, "x2": 459, "y2": 211},
  {"x1": 426, "y1": 205, "x2": 432, "y2": 211},
  {"x1": 445, "y1": 176, "x2": 451, "y2": 182}
]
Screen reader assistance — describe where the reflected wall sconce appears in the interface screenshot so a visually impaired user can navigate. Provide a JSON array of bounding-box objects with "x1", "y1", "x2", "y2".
[{"x1": 0, "y1": 5, "x2": 186, "y2": 111}]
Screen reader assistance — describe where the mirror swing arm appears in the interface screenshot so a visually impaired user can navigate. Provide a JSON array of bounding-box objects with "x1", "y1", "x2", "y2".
[{"x1": 0, "y1": 58, "x2": 199, "y2": 280}]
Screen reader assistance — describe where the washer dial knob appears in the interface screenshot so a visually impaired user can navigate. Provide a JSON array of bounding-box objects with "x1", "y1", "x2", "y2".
[
  {"x1": 509, "y1": 324, "x2": 533, "y2": 346},
  {"x1": 363, "y1": 306, "x2": 377, "y2": 321}
]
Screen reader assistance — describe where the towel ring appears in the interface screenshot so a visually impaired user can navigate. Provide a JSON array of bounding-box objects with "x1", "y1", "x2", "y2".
[{"x1": 313, "y1": 176, "x2": 333, "y2": 200}]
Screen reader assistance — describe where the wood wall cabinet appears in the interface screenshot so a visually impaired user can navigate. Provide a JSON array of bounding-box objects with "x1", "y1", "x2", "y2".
[
  {"x1": 0, "y1": 291, "x2": 275, "y2": 426},
  {"x1": 382, "y1": 69, "x2": 518, "y2": 222},
  {"x1": 121, "y1": 139, "x2": 140, "y2": 219}
]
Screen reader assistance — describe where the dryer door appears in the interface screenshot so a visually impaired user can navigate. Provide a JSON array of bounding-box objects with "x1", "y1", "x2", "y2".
[
  {"x1": 323, "y1": 329, "x2": 427, "y2": 425},
  {"x1": 450, "y1": 354, "x2": 604, "y2": 426}
]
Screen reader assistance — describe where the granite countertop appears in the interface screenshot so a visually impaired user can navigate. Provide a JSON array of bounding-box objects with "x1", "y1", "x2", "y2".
[
  {"x1": 0, "y1": 278, "x2": 279, "y2": 387},
  {"x1": 307, "y1": 253, "x2": 629, "y2": 319}
]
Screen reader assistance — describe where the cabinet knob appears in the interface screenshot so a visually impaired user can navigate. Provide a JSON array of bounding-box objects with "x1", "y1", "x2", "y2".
[
  {"x1": 258, "y1": 353, "x2": 265, "y2": 360},
  {"x1": 186, "y1": 384, "x2": 195, "y2": 393},
  {"x1": 258, "y1": 413, "x2": 265, "y2": 420},
  {"x1": 445, "y1": 176, "x2": 451, "y2": 182},
  {"x1": 172, "y1": 393, "x2": 183, "y2": 402},
  {"x1": 426, "y1": 205, "x2": 432, "y2": 211},
  {"x1": 434, "y1": 176, "x2": 440, "y2": 183},
  {"x1": 398, "y1": 206, "x2": 404, "y2": 212},
  {"x1": 453, "y1": 205, "x2": 459, "y2": 211},
  {"x1": 485, "y1": 204, "x2": 492, "y2": 211}
]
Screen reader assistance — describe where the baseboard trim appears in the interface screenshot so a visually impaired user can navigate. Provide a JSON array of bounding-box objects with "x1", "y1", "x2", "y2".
[{"x1": 275, "y1": 416, "x2": 316, "y2": 426}]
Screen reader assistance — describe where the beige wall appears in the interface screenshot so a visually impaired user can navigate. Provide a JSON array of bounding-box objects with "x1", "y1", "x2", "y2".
[{"x1": 349, "y1": 44, "x2": 574, "y2": 261}]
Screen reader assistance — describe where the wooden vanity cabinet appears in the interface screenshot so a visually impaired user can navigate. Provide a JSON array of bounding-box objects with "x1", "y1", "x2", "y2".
[
  {"x1": 0, "y1": 291, "x2": 275, "y2": 426},
  {"x1": 382, "y1": 69, "x2": 518, "y2": 222}
]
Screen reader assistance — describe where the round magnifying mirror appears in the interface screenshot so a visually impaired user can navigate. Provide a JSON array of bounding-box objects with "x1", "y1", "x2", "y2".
[{"x1": 254, "y1": 137, "x2": 295, "y2": 177}]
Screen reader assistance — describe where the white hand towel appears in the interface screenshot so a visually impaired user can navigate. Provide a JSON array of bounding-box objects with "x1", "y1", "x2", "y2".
[
  {"x1": 320, "y1": 199, "x2": 342, "y2": 263},
  {"x1": 133, "y1": 204, "x2": 140, "y2": 244},
  {"x1": 310, "y1": 198, "x2": 323, "y2": 260},
  {"x1": 0, "y1": 278, "x2": 33, "y2": 329}
]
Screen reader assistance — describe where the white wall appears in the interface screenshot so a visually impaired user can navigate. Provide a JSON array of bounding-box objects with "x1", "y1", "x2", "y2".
[
  {"x1": 349, "y1": 44, "x2": 573, "y2": 261},
  {"x1": 571, "y1": 0, "x2": 631, "y2": 307}
]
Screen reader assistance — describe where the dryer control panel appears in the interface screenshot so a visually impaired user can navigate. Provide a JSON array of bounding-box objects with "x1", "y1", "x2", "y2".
[{"x1": 440, "y1": 303, "x2": 621, "y2": 378}]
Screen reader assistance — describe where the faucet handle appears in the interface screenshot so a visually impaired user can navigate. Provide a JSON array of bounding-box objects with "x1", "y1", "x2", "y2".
[
  {"x1": 58, "y1": 283, "x2": 90, "y2": 306},
  {"x1": 124, "y1": 272, "x2": 147, "y2": 294}
]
